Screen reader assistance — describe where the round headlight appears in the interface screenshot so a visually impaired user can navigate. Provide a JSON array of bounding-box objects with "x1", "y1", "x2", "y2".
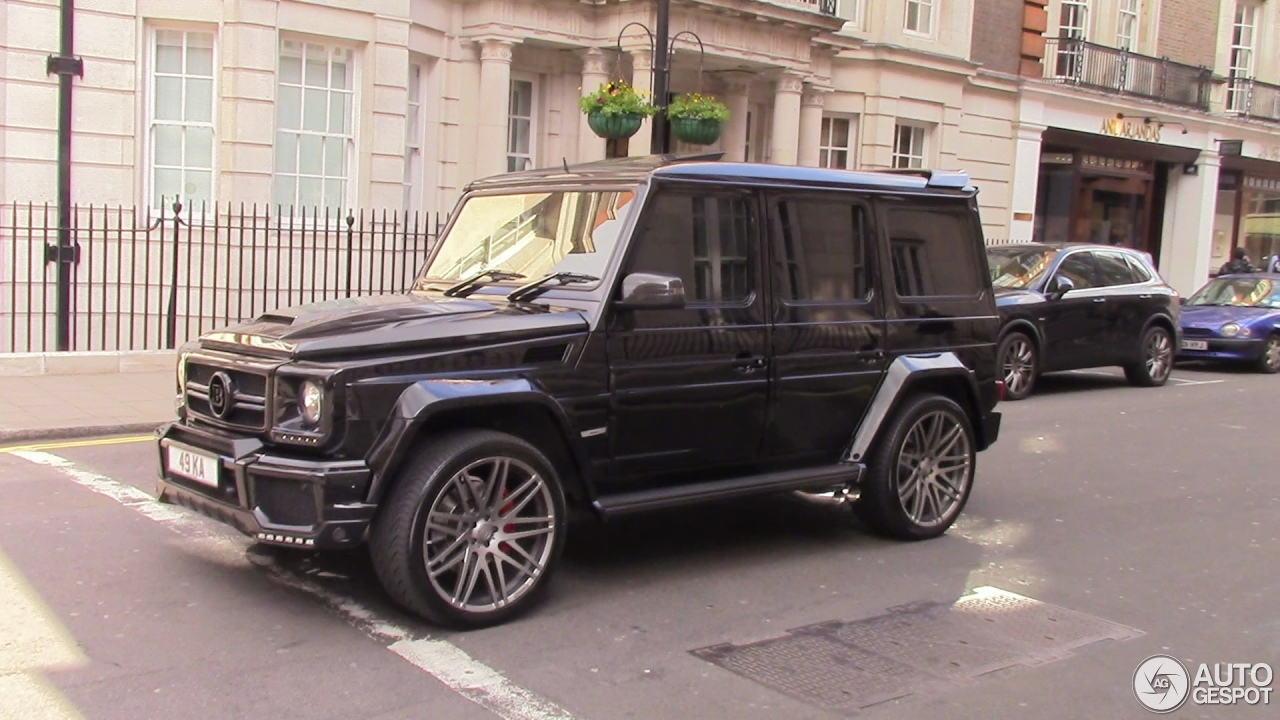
[
  {"x1": 300, "y1": 380, "x2": 324, "y2": 425},
  {"x1": 1221, "y1": 323, "x2": 1241, "y2": 337}
]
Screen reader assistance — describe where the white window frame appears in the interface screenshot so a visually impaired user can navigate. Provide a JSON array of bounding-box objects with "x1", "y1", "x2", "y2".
[
  {"x1": 1117, "y1": 0, "x2": 1139, "y2": 52},
  {"x1": 507, "y1": 74, "x2": 538, "y2": 173},
  {"x1": 819, "y1": 115, "x2": 856, "y2": 170},
  {"x1": 404, "y1": 61, "x2": 425, "y2": 213},
  {"x1": 840, "y1": 0, "x2": 866, "y2": 30},
  {"x1": 146, "y1": 27, "x2": 218, "y2": 215},
  {"x1": 273, "y1": 37, "x2": 357, "y2": 215},
  {"x1": 904, "y1": 0, "x2": 935, "y2": 37},
  {"x1": 892, "y1": 123, "x2": 927, "y2": 170},
  {"x1": 1228, "y1": 2, "x2": 1259, "y2": 113},
  {"x1": 1059, "y1": 0, "x2": 1090, "y2": 40}
]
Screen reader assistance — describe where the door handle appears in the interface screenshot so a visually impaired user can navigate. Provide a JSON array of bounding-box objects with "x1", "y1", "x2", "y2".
[
  {"x1": 1092, "y1": 298, "x2": 1107, "y2": 303},
  {"x1": 733, "y1": 353, "x2": 767, "y2": 372}
]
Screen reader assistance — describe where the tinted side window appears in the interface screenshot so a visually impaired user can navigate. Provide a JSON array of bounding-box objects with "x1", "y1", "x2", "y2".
[
  {"x1": 1054, "y1": 252, "x2": 1099, "y2": 290},
  {"x1": 1124, "y1": 253, "x2": 1154, "y2": 282},
  {"x1": 886, "y1": 207, "x2": 983, "y2": 297},
  {"x1": 773, "y1": 198, "x2": 870, "y2": 302},
  {"x1": 626, "y1": 190, "x2": 755, "y2": 304},
  {"x1": 1096, "y1": 250, "x2": 1141, "y2": 286}
]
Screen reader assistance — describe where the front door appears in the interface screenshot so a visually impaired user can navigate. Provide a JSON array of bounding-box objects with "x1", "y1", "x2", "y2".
[
  {"x1": 605, "y1": 185, "x2": 769, "y2": 480},
  {"x1": 764, "y1": 190, "x2": 885, "y2": 463},
  {"x1": 1039, "y1": 250, "x2": 1110, "y2": 370}
]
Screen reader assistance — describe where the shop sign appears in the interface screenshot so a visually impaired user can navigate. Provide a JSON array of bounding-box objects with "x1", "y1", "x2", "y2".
[
  {"x1": 1100, "y1": 116, "x2": 1161, "y2": 142},
  {"x1": 1082, "y1": 154, "x2": 1151, "y2": 173}
]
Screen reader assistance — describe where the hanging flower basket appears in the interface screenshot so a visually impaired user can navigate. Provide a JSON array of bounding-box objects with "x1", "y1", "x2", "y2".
[
  {"x1": 665, "y1": 93, "x2": 730, "y2": 146},
  {"x1": 580, "y1": 80, "x2": 657, "y2": 139}
]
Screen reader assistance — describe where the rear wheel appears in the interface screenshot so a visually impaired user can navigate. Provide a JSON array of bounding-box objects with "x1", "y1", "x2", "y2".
[
  {"x1": 1124, "y1": 325, "x2": 1173, "y2": 387},
  {"x1": 1256, "y1": 335, "x2": 1280, "y2": 374},
  {"x1": 854, "y1": 394, "x2": 976, "y2": 541},
  {"x1": 997, "y1": 332, "x2": 1037, "y2": 401},
  {"x1": 369, "y1": 430, "x2": 566, "y2": 629}
]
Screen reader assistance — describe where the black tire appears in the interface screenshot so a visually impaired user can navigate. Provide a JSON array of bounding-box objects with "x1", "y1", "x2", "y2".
[
  {"x1": 1257, "y1": 335, "x2": 1280, "y2": 374},
  {"x1": 1124, "y1": 325, "x2": 1174, "y2": 387},
  {"x1": 997, "y1": 331, "x2": 1037, "y2": 401},
  {"x1": 854, "y1": 394, "x2": 976, "y2": 541},
  {"x1": 369, "y1": 429, "x2": 567, "y2": 629}
]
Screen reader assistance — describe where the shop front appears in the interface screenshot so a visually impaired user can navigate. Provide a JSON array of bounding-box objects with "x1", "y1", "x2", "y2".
[{"x1": 1211, "y1": 141, "x2": 1280, "y2": 272}]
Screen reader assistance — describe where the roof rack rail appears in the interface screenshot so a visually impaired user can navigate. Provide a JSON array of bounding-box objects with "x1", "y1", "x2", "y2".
[{"x1": 880, "y1": 168, "x2": 971, "y2": 188}]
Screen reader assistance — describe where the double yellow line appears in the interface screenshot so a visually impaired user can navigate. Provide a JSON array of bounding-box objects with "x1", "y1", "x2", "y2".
[{"x1": 0, "y1": 435, "x2": 152, "y2": 455}]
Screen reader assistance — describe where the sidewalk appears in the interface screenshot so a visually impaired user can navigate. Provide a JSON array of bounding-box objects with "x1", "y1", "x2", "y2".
[{"x1": 0, "y1": 371, "x2": 175, "y2": 444}]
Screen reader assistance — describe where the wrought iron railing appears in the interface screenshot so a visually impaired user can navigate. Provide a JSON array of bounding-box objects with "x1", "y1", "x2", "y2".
[
  {"x1": 1226, "y1": 76, "x2": 1280, "y2": 123},
  {"x1": 1042, "y1": 37, "x2": 1212, "y2": 110},
  {"x1": 781, "y1": 0, "x2": 840, "y2": 16},
  {"x1": 1, "y1": 201, "x2": 444, "y2": 353}
]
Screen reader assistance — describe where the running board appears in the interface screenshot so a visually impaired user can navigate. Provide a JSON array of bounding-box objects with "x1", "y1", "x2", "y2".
[{"x1": 592, "y1": 464, "x2": 864, "y2": 519}]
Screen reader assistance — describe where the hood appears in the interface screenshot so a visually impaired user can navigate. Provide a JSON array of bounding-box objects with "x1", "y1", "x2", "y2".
[
  {"x1": 993, "y1": 287, "x2": 1043, "y2": 307},
  {"x1": 1180, "y1": 304, "x2": 1275, "y2": 330},
  {"x1": 197, "y1": 293, "x2": 588, "y2": 359}
]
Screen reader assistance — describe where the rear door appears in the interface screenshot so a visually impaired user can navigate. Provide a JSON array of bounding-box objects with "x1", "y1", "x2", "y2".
[
  {"x1": 764, "y1": 190, "x2": 885, "y2": 464},
  {"x1": 1094, "y1": 249, "x2": 1151, "y2": 362}
]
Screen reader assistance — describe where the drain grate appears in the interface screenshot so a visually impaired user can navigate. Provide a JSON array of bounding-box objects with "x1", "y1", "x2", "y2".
[{"x1": 691, "y1": 586, "x2": 1142, "y2": 712}]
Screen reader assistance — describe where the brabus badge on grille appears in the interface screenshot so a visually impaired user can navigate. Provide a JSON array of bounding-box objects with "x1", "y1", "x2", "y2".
[{"x1": 208, "y1": 371, "x2": 235, "y2": 419}]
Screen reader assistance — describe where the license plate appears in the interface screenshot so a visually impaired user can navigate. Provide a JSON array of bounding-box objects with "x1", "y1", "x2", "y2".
[
  {"x1": 1181, "y1": 340, "x2": 1209, "y2": 351},
  {"x1": 167, "y1": 442, "x2": 220, "y2": 488}
]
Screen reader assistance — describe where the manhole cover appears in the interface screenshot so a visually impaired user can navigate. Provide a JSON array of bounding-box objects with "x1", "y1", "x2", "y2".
[{"x1": 691, "y1": 586, "x2": 1142, "y2": 712}]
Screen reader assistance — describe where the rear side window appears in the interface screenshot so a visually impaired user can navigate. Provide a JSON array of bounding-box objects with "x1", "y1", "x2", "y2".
[
  {"x1": 886, "y1": 207, "x2": 983, "y2": 297},
  {"x1": 773, "y1": 198, "x2": 871, "y2": 302},
  {"x1": 1124, "y1": 253, "x2": 1154, "y2": 282},
  {"x1": 1096, "y1": 250, "x2": 1141, "y2": 286}
]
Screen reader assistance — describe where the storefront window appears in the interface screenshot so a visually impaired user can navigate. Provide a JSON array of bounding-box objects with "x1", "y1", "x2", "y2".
[
  {"x1": 1035, "y1": 166, "x2": 1074, "y2": 243},
  {"x1": 1211, "y1": 173, "x2": 1239, "y2": 271},
  {"x1": 1239, "y1": 176, "x2": 1280, "y2": 267}
]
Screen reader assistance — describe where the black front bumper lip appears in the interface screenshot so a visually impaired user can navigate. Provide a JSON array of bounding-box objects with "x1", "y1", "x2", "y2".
[{"x1": 156, "y1": 422, "x2": 376, "y2": 550}]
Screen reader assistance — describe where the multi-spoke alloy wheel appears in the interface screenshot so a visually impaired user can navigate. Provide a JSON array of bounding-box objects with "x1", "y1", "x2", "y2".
[
  {"x1": 855, "y1": 394, "x2": 976, "y2": 540},
  {"x1": 1257, "y1": 336, "x2": 1280, "y2": 374},
  {"x1": 1125, "y1": 326, "x2": 1173, "y2": 387},
  {"x1": 997, "y1": 332, "x2": 1037, "y2": 401},
  {"x1": 370, "y1": 430, "x2": 566, "y2": 629}
]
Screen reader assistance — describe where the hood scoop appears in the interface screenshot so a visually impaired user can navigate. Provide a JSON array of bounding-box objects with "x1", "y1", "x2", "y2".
[{"x1": 257, "y1": 313, "x2": 296, "y2": 325}]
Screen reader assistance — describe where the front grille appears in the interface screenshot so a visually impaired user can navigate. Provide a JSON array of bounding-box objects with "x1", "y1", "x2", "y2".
[
  {"x1": 252, "y1": 477, "x2": 318, "y2": 527},
  {"x1": 186, "y1": 361, "x2": 270, "y2": 431},
  {"x1": 1182, "y1": 327, "x2": 1214, "y2": 338}
]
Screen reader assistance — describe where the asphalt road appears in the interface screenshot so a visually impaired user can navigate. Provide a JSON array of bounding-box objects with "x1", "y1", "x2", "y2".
[{"x1": 1, "y1": 364, "x2": 1276, "y2": 720}]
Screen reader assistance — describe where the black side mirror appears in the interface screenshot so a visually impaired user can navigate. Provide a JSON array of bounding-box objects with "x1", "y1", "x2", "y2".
[
  {"x1": 616, "y1": 272, "x2": 686, "y2": 310},
  {"x1": 1048, "y1": 275, "x2": 1075, "y2": 299}
]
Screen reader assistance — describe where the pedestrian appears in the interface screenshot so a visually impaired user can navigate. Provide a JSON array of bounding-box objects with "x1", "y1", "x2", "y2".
[{"x1": 1218, "y1": 246, "x2": 1256, "y2": 276}]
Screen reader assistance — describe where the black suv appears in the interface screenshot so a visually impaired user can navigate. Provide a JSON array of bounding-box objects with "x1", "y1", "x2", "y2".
[
  {"x1": 157, "y1": 156, "x2": 1003, "y2": 628},
  {"x1": 986, "y1": 242, "x2": 1181, "y2": 400}
]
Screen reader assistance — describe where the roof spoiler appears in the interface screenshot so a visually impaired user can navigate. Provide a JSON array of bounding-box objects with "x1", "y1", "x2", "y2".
[{"x1": 880, "y1": 169, "x2": 971, "y2": 188}]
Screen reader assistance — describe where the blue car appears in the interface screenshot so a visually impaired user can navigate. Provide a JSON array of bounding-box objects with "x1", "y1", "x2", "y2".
[{"x1": 1178, "y1": 273, "x2": 1280, "y2": 373}]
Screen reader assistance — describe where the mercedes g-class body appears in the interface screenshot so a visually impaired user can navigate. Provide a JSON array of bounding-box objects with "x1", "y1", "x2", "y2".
[{"x1": 157, "y1": 155, "x2": 1003, "y2": 628}]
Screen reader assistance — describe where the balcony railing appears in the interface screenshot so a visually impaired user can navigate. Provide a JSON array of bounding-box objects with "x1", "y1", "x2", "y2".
[
  {"x1": 1226, "y1": 76, "x2": 1280, "y2": 123},
  {"x1": 779, "y1": 0, "x2": 840, "y2": 15},
  {"x1": 1043, "y1": 37, "x2": 1211, "y2": 111}
]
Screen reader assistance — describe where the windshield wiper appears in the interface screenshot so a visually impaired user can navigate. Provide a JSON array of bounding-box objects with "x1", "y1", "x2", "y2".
[
  {"x1": 506, "y1": 272, "x2": 600, "y2": 303},
  {"x1": 442, "y1": 269, "x2": 527, "y2": 298}
]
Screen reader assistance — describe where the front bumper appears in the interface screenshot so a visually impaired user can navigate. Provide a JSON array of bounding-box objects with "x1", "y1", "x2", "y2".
[
  {"x1": 1176, "y1": 336, "x2": 1264, "y2": 363},
  {"x1": 156, "y1": 422, "x2": 375, "y2": 550}
]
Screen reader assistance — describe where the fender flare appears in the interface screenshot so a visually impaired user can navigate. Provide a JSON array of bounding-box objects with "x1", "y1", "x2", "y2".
[
  {"x1": 363, "y1": 377, "x2": 590, "y2": 505},
  {"x1": 842, "y1": 353, "x2": 986, "y2": 463}
]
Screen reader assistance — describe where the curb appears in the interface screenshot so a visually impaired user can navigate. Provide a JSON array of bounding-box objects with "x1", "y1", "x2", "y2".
[{"x1": 0, "y1": 422, "x2": 166, "y2": 445}]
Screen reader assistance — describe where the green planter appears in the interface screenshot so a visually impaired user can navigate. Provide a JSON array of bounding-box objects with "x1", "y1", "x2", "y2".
[
  {"x1": 670, "y1": 117, "x2": 724, "y2": 146},
  {"x1": 587, "y1": 111, "x2": 644, "y2": 140}
]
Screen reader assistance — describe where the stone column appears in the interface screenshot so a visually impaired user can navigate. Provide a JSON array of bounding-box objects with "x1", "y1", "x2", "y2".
[
  {"x1": 1009, "y1": 121, "x2": 1046, "y2": 242},
  {"x1": 628, "y1": 48, "x2": 654, "y2": 156},
  {"x1": 770, "y1": 72, "x2": 804, "y2": 166},
  {"x1": 477, "y1": 38, "x2": 515, "y2": 177},
  {"x1": 720, "y1": 73, "x2": 752, "y2": 162},
  {"x1": 1159, "y1": 148, "x2": 1221, "y2": 296},
  {"x1": 577, "y1": 48, "x2": 610, "y2": 163},
  {"x1": 798, "y1": 85, "x2": 828, "y2": 168}
]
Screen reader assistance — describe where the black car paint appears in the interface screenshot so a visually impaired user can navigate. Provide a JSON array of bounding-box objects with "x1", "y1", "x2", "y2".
[{"x1": 157, "y1": 158, "x2": 1002, "y2": 550}]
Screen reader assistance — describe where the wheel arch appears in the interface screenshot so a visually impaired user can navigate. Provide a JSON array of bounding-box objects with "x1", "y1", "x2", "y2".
[
  {"x1": 999, "y1": 319, "x2": 1042, "y2": 351},
  {"x1": 1138, "y1": 313, "x2": 1178, "y2": 360}
]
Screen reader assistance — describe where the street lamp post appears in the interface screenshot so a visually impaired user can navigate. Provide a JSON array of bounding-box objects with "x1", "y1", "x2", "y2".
[{"x1": 651, "y1": 0, "x2": 671, "y2": 154}]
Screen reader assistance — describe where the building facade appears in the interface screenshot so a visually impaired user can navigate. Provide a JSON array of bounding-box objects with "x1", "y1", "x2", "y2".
[{"x1": 0, "y1": 0, "x2": 1019, "y2": 238}]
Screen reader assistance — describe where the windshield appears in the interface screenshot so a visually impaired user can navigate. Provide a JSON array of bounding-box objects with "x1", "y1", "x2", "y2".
[
  {"x1": 987, "y1": 247, "x2": 1059, "y2": 289},
  {"x1": 1187, "y1": 277, "x2": 1280, "y2": 308},
  {"x1": 415, "y1": 189, "x2": 639, "y2": 288}
]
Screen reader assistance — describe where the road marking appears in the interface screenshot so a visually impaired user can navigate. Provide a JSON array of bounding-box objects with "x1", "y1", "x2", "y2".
[
  {"x1": 1061, "y1": 370, "x2": 1226, "y2": 386},
  {"x1": 0, "y1": 435, "x2": 152, "y2": 454},
  {"x1": 11, "y1": 450, "x2": 579, "y2": 720}
]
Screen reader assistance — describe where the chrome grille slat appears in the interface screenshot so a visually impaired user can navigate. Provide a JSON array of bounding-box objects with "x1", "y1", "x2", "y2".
[{"x1": 184, "y1": 359, "x2": 271, "y2": 432}]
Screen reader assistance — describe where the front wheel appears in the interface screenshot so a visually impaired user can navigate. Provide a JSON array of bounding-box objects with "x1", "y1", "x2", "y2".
[
  {"x1": 1124, "y1": 325, "x2": 1173, "y2": 387},
  {"x1": 997, "y1": 332, "x2": 1037, "y2": 401},
  {"x1": 854, "y1": 394, "x2": 976, "y2": 541},
  {"x1": 369, "y1": 430, "x2": 567, "y2": 629},
  {"x1": 1256, "y1": 335, "x2": 1280, "y2": 374}
]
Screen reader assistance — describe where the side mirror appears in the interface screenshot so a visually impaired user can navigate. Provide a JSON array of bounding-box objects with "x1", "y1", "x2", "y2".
[
  {"x1": 616, "y1": 272, "x2": 686, "y2": 310},
  {"x1": 1048, "y1": 274, "x2": 1075, "y2": 299}
]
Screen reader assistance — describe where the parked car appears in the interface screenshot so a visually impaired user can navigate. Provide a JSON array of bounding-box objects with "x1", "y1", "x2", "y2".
[
  {"x1": 1177, "y1": 272, "x2": 1280, "y2": 373},
  {"x1": 156, "y1": 156, "x2": 1003, "y2": 628},
  {"x1": 986, "y1": 242, "x2": 1181, "y2": 400}
]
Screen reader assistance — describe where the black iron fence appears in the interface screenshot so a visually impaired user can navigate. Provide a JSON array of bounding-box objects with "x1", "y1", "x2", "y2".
[
  {"x1": 1227, "y1": 76, "x2": 1280, "y2": 123},
  {"x1": 1043, "y1": 37, "x2": 1212, "y2": 111},
  {"x1": 1, "y1": 202, "x2": 444, "y2": 353}
]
